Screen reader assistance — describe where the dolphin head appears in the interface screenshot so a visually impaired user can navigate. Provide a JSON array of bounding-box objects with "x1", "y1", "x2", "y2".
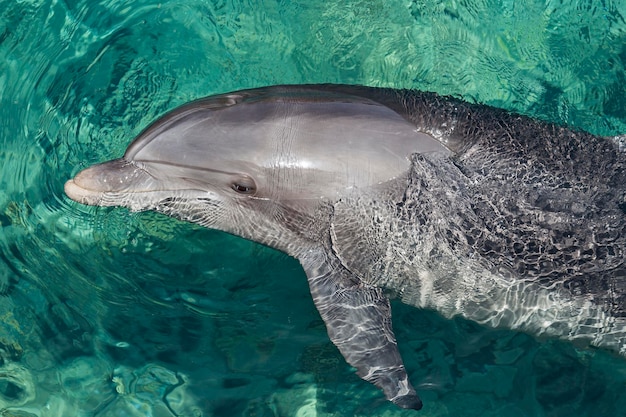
[{"x1": 65, "y1": 86, "x2": 447, "y2": 255}]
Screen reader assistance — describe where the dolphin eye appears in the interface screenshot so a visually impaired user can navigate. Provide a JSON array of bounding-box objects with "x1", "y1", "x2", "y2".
[{"x1": 231, "y1": 176, "x2": 257, "y2": 195}]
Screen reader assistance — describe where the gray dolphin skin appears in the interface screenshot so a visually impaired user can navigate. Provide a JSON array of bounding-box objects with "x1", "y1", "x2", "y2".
[{"x1": 65, "y1": 84, "x2": 626, "y2": 410}]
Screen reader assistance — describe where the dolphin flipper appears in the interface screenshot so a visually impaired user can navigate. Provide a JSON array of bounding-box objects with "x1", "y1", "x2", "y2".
[{"x1": 300, "y1": 252, "x2": 422, "y2": 410}]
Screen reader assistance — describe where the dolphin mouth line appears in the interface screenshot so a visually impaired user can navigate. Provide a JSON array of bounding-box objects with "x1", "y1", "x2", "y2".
[
  {"x1": 65, "y1": 179, "x2": 208, "y2": 196},
  {"x1": 65, "y1": 158, "x2": 231, "y2": 204},
  {"x1": 64, "y1": 178, "x2": 217, "y2": 209}
]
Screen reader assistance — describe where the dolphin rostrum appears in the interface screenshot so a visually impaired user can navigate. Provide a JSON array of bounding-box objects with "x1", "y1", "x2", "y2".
[{"x1": 65, "y1": 84, "x2": 626, "y2": 410}]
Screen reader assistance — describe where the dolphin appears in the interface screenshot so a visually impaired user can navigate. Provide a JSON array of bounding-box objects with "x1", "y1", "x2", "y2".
[{"x1": 65, "y1": 84, "x2": 626, "y2": 410}]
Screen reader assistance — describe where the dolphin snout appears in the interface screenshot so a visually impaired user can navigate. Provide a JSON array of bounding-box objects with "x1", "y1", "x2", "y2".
[{"x1": 65, "y1": 158, "x2": 154, "y2": 206}]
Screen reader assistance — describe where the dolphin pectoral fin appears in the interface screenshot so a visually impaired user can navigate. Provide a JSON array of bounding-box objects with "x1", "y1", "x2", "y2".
[{"x1": 302, "y1": 258, "x2": 422, "y2": 410}]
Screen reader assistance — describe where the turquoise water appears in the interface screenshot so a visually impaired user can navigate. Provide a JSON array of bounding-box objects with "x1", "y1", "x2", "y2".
[{"x1": 1, "y1": 0, "x2": 626, "y2": 415}]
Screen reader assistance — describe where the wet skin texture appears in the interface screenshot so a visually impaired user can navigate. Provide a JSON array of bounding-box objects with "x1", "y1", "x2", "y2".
[{"x1": 65, "y1": 84, "x2": 626, "y2": 410}]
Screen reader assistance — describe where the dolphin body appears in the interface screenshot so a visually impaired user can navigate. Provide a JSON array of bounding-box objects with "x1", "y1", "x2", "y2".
[{"x1": 65, "y1": 84, "x2": 626, "y2": 410}]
